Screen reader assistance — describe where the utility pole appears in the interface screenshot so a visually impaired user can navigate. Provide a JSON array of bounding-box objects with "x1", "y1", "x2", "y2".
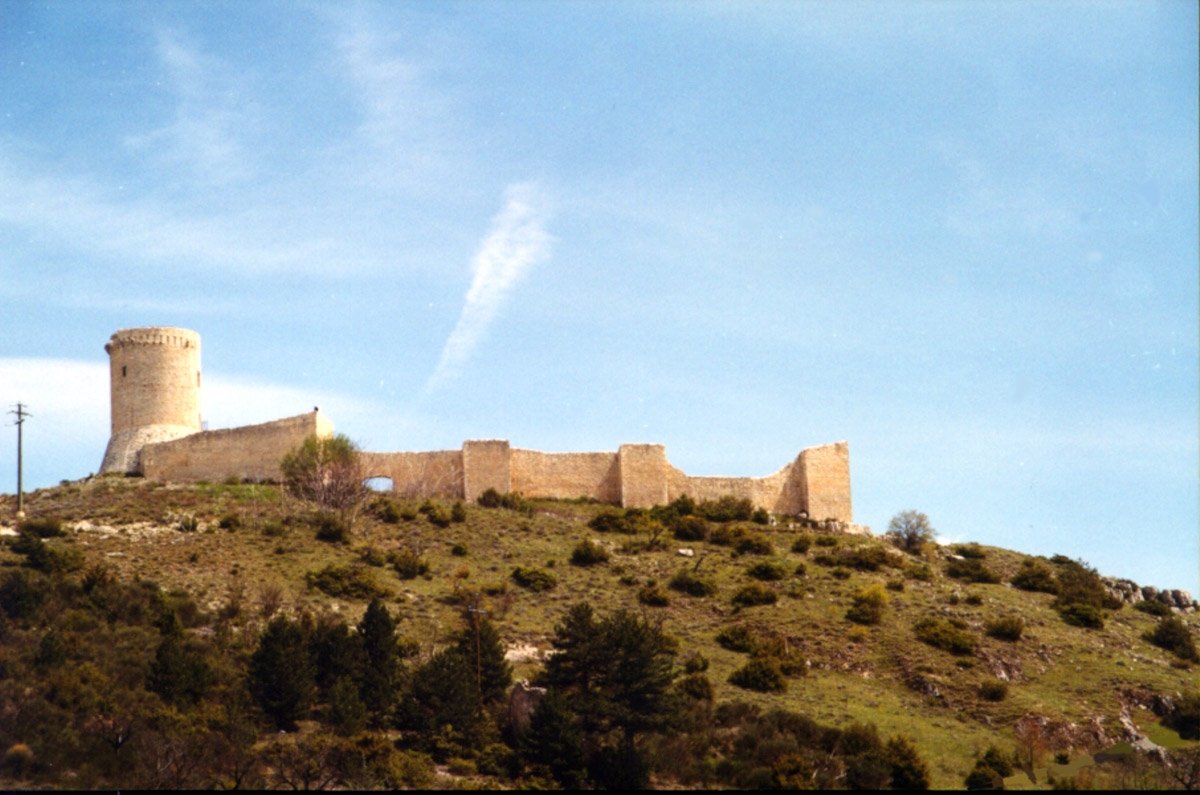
[{"x1": 9, "y1": 403, "x2": 30, "y2": 519}]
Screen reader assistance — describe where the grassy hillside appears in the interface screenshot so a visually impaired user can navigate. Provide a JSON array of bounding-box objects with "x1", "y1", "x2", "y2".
[{"x1": 0, "y1": 476, "x2": 1196, "y2": 789}]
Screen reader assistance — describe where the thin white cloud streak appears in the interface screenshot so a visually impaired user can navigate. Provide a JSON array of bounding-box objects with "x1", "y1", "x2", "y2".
[
  {"x1": 124, "y1": 29, "x2": 255, "y2": 186},
  {"x1": 425, "y1": 183, "x2": 552, "y2": 393}
]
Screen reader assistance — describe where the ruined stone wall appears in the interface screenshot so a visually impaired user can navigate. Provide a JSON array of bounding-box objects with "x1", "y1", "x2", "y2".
[
  {"x1": 359, "y1": 450, "x2": 464, "y2": 500},
  {"x1": 798, "y1": 441, "x2": 852, "y2": 523},
  {"x1": 618, "y1": 444, "x2": 669, "y2": 508},
  {"x1": 462, "y1": 440, "x2": 512, "y2": 503},
  {"x1": 511, "y1": 449, "x2": 621, "y2": 502},
  {"x1": 667, "y1": 465, "x2": 800, "y2": 514},
  {"x1": 141, "y1": 411, "x2": 330, "y2": 483}
]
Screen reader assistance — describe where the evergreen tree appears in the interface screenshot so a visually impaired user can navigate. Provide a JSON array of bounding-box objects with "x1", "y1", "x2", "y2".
[
  {"x1": 328, "y1": 676, "x2": 367, "y2": 736},
  {"x1": 406, "y1": 647, "x2": 483, "y2": 748},
  {"x1": 147, "y1": 611, "x2": 211, "y2": 706},
  {"x1": 357, "y1": 598, "x2": 400, "y2": 724},
  {"x1": 452, "y1": 613, "x2": 512, "y2": 707},
  {"x1": 522, "y1": 689, "x2": 587, "y2": 788},
  {"x1": 250, "y1": 616, "x2": 317, "y2": 730},
  {"x1": 885, "y1": 735, "x2": 932, "y2": 790},
  {"x1": 309, "y1": 615, "x2": 365, "y2": 697},
  {"x1": 538, "y1": 602, "x2": 607, "y2": 733}
]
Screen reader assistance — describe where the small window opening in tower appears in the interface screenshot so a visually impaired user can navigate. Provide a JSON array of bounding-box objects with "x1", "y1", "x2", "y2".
[
  {"x1": 121, "y1": 366, "x2": 126, "y2": 377},
  {"x1": 197, "y1": 371, "x2": 201, "y2": 387}
]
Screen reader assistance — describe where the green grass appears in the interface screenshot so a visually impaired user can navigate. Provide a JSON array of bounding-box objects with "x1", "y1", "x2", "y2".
[{"x1": 2, "y1": 478, "x2": 1198, "y2": 790}]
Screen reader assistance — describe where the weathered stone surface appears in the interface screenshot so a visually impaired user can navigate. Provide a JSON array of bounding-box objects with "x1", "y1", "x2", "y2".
[{"x1": 508, "y1": 680, "x2": 546, "y2": 735}]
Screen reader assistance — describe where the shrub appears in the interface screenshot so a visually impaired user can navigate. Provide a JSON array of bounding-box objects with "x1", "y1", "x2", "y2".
[
  {"x1": 638, "y1": 583, "x2": 670, "y2": 607},
  {"x1": 751, "y1": 508, "x2": 770, "y2": 525},
  {"x1": 1058, "y1": 603, "x2": 1105, "y2": 629},
  {"x1": 715, "y1": 625, "x2": 756, "y2": 653},
  {"x1": 907, "y1": 564, "x2": 933, "y2": 582},
  {"x1": 845, "y1": 583, "x2": 888, "y2": 626},
  {"x1": 388, "y1": 549, "x2": 429, "y2": 579},
  {"x1": 176, "y1": 513, "x2": 200, "y2": 533},
  {"x1": 511, "y1": 567, "x2": 557, "y2": 592},
  {"x1": 683, "y1": 651, "x2": 709, "y2": 673},
  {"x1": 978, "y1": 681, "x2": 1008, "y2": 701},
  {"x1": 964, "y1": 593, "x2": 983, "y2": 606},
  {"x1": 886, "y1": 579, "x2": 905, "y2": 592},
  {"x1": 837, "y1": 545, "x2": 895, "y2": 572},
  {"x1": 945, "y1": 558, "x2": 1000, "y2": 584},
  {"x1": 570, "y1": 539, "x2": 610, "y2": 567},
  {"x1": 913, "y1": 617, "x2": 977, "y2": 655},
  {"x1": 218, "y1": 513, "x2": 241, "y2": 531},
  {"x1": 736, "y1": 534, "x2": 774, "y2": 556},
  {"x1": 1134, "y1": 600, "x2": 1172, "y2": 617},
  {"x1": 793, "y1": 562, "x2": 807, "y2": 577},
  {"x1": 262, "y1": 520, "x2": 286, "y2": 537},
  {"x1": 306, "y1": 565, "x2": 388, "y2": 599},
  {"x1": 981, "y1": 746, "x2": 1014, "y2": 777},
  {"x1": 708, "y1": 524, "x2": 742, "y2": 546},
  {"x1": 791, "y1": 535, "x2": 812, "y2": 554},
  {"x1": 668, "y1": 568, "x2": 717, "y2": 597},
  {"x1": 698, "y1": 496, "x2": 754, "y2": 523},
  {"x1": 477, "y1": 488, "x2": 502, "y2": 508},
  {"x1": 449, "y1": 501, "x2": 467, "y2": 523},
  {"x1": 671, "y1": 515, "x2": 708, "y2": 542},
  {"x1": 589, "y1": 510, "x2": 636, "y2": 535},
  {"x1": 814, "y1": 534, "x2": 839, "y2": 547},
  {"x1": 1145, "y1": 616, "x2": 1198, "y2": 661},
  {"x1": 450, "y1": 543, "x2": 468, "y2": 557},
  {"x1": 953, "y1": 543, "x2": 987, "y2": 559},
  {"x1": 728, "y1": 657, "x2": 787, "y2": 692},
  {"x1": 732, "y1": 583, "x2": 777, "y2": 607},
  {"x1": 831, "y1": 567, "x2": 851, "y2": 580},
  {"x1": 371, "y1": 497, "x2": 401, "y2": 524},
  {"x1": 1011, "y1": 559, "x2": 1058, "y2": 594},
  {"x1": 1052, "y1": 558, "x2": 1120, "y2": 611},
  {"x1": 359, "y1": 546, "x2": 387, "y2": 566},
  {"x1": 746, "y1": 560, "x2": 788, "y2": 581},
  {"x1": 313, "y1": 513, "x2": 349, "y2": 543},
  {"x1": 281, "y1": 433, "x2": 367, "y2": 524},
  {"x1": 18, "y1": 516, "x2": 64, "y2": 538},
  {"x1": 985, "y1": 616, "x2": 1025, "y2": 642},
  {"x1": 1164, "y1": 692, "x2": 1200, "y2": 740},
  {"x1": 424, "y1": 504, "x2": 452, "y2": 528},
  {"x1": 677, "y1": 672, "x2": 714, "y2": 701}
]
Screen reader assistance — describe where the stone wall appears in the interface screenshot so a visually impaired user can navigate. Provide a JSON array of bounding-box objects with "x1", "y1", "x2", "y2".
[
  {"x1": 359, "y1": 450, "x2": 464, "y2": 499},
  {"x1": 462, "y1": 440, "x2": 513, "y2": 503},
  {"x1": 510, "y1": 449, "x2": 621, "y2": 502},
  {"x1": 141, "y1": 411, "x2": 331, "y2": 483},
  {"x1": 798, "y1": 441, "x2": 852, "y2": 523},
  {"x1": 618, "y1": 444, "x2": 669, "y2": 508}
]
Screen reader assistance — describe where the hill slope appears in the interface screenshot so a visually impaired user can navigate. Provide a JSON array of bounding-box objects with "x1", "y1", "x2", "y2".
[{"x1": 0, "y1": 477, "x2": 1196, "y2": 789}]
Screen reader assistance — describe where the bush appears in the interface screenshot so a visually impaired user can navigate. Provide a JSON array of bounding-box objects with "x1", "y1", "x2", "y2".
[
  {"x1": 791, "y1": 535, "x2": 812, "y2": 554},
  {"x1": 511, "y1": 567, "x2": 557, "y2": 592},
  {"x1": 913, "y1": 616, "x2": 977, "y2": 655},
  {"x1": 698, "y1": 496, "x2": 754, "y2": 523},
  {"x1": 450, "y1": 502, "x2": 467, "y2": 524},
  {"x1": 313, "y1": 513, "x2": 349, "y2": 543},
  {"x1": 735, "y1": 533, "x2": 774, "y2": 556},
  {"x1": 1145, "y1": 616, "x2": 1199, "y2": 661},
  {"x1": 671, "y1": 515, "x2": 708, "y2": 542},
  {"x1": 1010, "y1": 559, "x2": 1058, "y2": 594},
  {"x1": 907, "y1": 564, "x2": 933, "y2": 582},
  {"x1": 371, "y1": 497, "x2": 401, "y2": 524},
  {"x1": 669, "y1": 568, "x2": 717, "y2": 597},
  {"x1": 589, "y1": 510, "x2": 637, "y2": 535},
  {"x1": 477, "y1": 488, "x2": 503, "y2": 508},
  {"x1": 978, "y1": 681, "x2": 1008, "y2": 701},
  {"x1": 953, "y1": 543, "x2": 987, "y2": 559},
  {"x1": 746, "y1": 560, "x2": 788, "y2": 581},
  {"x1": 389, "y1": 549, "x2": 429, "y2": 580},
  {"x1": 845, "y1": 583, "x2": 888, "y2": 626},
  {"x1": 683, "y1": 651, "x2": 709, "y2": 673},
  {"x1": 728, "y1": 657, "x2": 786, "y2": 692},
  {"x1": 985, "y1": 616, "x2": 1025, "y2": 642},
  {"x1": 1057, "y1": 603, "x2": 1105, "y2": 629},
  {"x1": 732, "y1": 583, "x2": 777, "y2": 607},
  {"x1": 1164, "y1": 692, "x2": 1200, "y2": 740},
  {"x1": 830, "y1": 567, "x2": 851, "y2": 580},
  {"x1": 1133, "y1": 600, "x2": 1172, "y2": 617},
  {"x1": 218, "y1": 513, "x2": 241, "y2": 531},
  {"x1": 424, "y1": 504, "x2": 452, "y2": 528},
  {"x1": 18, "y1": 517, "x2": 64, "y2": 538},
  {"x1": 886, "y1": 579, "x2": 905, "y2": 592},
  {"x1": 306, "y1": 565, "x2": 388, "y2": 599},
  {"x1": 450, "y1": 543, "x2": 468, "y2": 557},
  {"x1": 751, "y1": 508, "x2": 770, "y2": 525},
  {"x1": 262, "y1": 520, "x2": 286, "y2": 537},
  {"x1": 945, "y1": 557, "x2": 1001, "y2": 584},
  {"x1": 638, "y1": 583, "x2": 670, "y2": 607},
  {"x1": 715, "y1": 625, "x2": 756, "y2": 653},
  {"x1": 814, "y1": 534, "x2": 839, "y2": 547},
  {"x1": 569, "y1": 539, "x2": 610, "y2": 567},
  {"x1": 677, "y1": 672, "x2": 714, "y2": 701}
]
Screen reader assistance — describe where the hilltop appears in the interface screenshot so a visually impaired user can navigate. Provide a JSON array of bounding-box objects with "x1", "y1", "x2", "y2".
[{"x1": 0, "y1": 476, "x2": 1196, "y2": 790}]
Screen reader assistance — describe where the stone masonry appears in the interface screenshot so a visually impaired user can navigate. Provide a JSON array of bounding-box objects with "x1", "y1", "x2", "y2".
[{"x1": 99, "y1": 327, "x2": 855, "y2": 522}]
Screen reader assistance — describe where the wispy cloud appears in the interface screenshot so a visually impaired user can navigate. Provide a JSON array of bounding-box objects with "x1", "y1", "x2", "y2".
[
  {"x1": 125, "y1": 29, "x2": 256, "y2": 186},
  {"x1": 425, "y1": 183, "x2": 552, "y2": 392}
]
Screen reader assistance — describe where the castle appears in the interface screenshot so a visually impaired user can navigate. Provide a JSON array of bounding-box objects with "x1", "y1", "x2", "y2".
[{"x1": 99, "y1": 327, "x2": 855, "y2": 522}]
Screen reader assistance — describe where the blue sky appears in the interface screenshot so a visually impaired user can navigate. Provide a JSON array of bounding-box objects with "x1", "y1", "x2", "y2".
[{"x1": 1, "y1": 1, "x2": 1196, "y2": 593}]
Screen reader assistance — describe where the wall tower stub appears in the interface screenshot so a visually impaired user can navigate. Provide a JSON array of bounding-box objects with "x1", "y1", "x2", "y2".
[{"x1": 99, "y1": 326, "x2": 202, "y2": 474}]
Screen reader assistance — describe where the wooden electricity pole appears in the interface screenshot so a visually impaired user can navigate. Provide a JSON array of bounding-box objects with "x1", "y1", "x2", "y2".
[{"x1": 9, "y1": 403, "x2": 29, "y2": 518}]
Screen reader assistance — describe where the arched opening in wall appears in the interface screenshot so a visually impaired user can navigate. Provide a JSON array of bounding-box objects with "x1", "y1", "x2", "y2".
[{"x1": 364, "y1": 476, "x2": 394, "y2": 493}]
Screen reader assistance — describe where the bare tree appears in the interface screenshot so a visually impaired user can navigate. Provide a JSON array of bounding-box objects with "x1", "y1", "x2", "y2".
[
  {"x1": 280, "y1": 434, "x2": 368, "y2": 530},
  {"x1": 885, "y1": 510, "x2": 937, "y2": 554}
]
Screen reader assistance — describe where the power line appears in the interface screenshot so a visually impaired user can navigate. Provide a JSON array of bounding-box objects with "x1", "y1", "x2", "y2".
[{"x1": 8, "y1": 403, "x2": 30, "y2": 518}]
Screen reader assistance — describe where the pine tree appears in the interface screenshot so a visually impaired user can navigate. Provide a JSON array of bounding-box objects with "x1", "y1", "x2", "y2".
[
  {"x1": 250, "y1": 616, "x2": 317, "y2": 730},
  {"x1": 522, "y1": 689, "x2": 587, "y2": 788},
  {"x1": 357, "y1": 598, "x2": 399, "y2": 724},
  {"x1": 147, "y1": 610, "x2": 211, "y2": 706},
  {"x1": 452, "y1": 613, "x2": 512, "y2": 707}
]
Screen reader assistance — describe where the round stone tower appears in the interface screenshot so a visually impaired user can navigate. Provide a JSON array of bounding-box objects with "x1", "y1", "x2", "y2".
[{"x1": 99, "y1": 327, "x2": 203, "y2": 474}]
